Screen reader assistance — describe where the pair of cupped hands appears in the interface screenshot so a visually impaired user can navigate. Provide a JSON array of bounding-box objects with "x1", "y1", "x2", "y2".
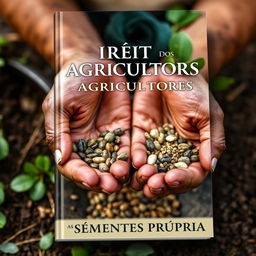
[{"x1": 42, "y1": 56, "x2": 225, "y2": 198}]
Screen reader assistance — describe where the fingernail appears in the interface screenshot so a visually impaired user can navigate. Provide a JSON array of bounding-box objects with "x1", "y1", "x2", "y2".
[
  {"x1": 102, "y1": 189, "x2": 111, "y2": 194},
  {"x1": 169, "y1": 181, "x2": 181, "y2": 187},
  {"x1": 150, "y1": 188, "x2": 164, "y2": 194},
  {"x1": 54, "y1": 149, "x2": 62, "y2": 165},
  {"x1": 211, "y1": 158, "x2": 218, "y2": 173},
  {"x1": 82, "y1": 182, "x2": 90, "y2": 188},
  {"x1": 139, "y1": 175, "x2": 147, "y2": 184}
]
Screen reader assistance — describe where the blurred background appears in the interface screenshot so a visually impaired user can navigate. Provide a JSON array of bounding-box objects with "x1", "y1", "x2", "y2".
[{"x1": 0, "y1": 1, "x2": 256, "y2": 255}]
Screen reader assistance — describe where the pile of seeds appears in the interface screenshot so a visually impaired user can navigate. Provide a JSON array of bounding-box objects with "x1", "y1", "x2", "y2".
[
  {"x1": 86, "y1": 186, "x2": 181, "y2": 219},
  {"x1": 72, "y1": 128, "x2": 128, "y2": 172},
  {"x1": 145, "y1": 124, "x2": 199, "y2": 172}
]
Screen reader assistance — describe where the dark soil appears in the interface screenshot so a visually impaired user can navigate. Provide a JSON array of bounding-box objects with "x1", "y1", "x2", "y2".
[{"x1": 0, "y1": 19, "x2": 255, "y2": 255}]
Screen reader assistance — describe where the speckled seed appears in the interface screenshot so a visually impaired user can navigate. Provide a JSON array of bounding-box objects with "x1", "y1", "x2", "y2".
[
  {"x1": 105, "y1": 143, "x2": 114, "y2": 152},
  {"x1": 166, "y1": 135, "x2": 177, "y2": 142},
  {"x1": 192, "y1": 148, "x2": 199, "y2": 154},
  {"x1": 77, "y1": 139, "x2": 87, "y2": 152},
  {"x1": 94, "y1": 148, "x2": 102, "y2": 155},
  {"x1": 78, "y1": 152, "x2": 85, "y2": 159},
  {"x1": 72, "y1": 143, "x2": 78, "y2": 152},
  {"x1": 91, "y1": 143, "x2": 98, "y2": 150},
  {"x1": 98, "y1": 140, "x2": 106, "y2": 149},
  {"x1": 178, "y1": 156, "x2": 191, "y2": 165},
  {"x1": 99, "y1": 163, "x2": 109, "y2": 172},
  {"x1": 100, "y1": 130, "x2": 109, "y2": 137},
  {"x1": 183, "y1": 150, "x2": 192, "y2": 158},
  {"x1": 177, "y1": 138, "x2": 186, "y2": 144},
  {"x1": 150, "y1": 128, "x2": 159, "y2": 139},
  {"x1": 174, "y1": 162, "x2": 188, "y2": 169},
  {"x1": 85, "y1": 158, "x2": 93, "y2": 164},
  {"x1": 158, "y1": 133, "x2": 165, "y2": 144},
  {"x1": 158, "y1": 166, "x2": 168, "y2": 172},
  {"x1": 178, "y1": 143, "x2": 189, "y2": 150},
  {"x1": 104, "y1": 132, "x2": 115, "y2": 142},
  {"x1": 117, "y1": 153, "x2": 128, "y2": 161},
  {"x1": 154, "y1": 140, "x2": 161, "y2": 150},
  {"x1": 144, "y1": 132, "x2": 151, "y2": 139},
  {"x1": 102, "y1": 150, "x2": 109, "y2": 160},
  {"x1": 160, "y1": 156, "x2": 172, "y2": 163},
  {"x1": 85, "y1": 147, "x2": 94, "y2": 154},
  {"x1": 146, "y1": 139, "x2": 155, "y2": 151},
  {"x1": 113, "y1": 128, "x2": 125, "y2": 136},
  {"x1": 114, "y1": 136, "x2": 121, "y2": 144},
  {"x1": 191, "y1": 155, "x2": 199, "y2": 162},
  {"x1": 106, "y1": 158, "x2": 111, "y2": 167},
  {"x1": 93, "y1": 157, "x2": 105, "y2": 164},
  {"x1": 147, "y1": 154, "x2": 157, "y2": 165},
  {"x1": 87, "y1": 138, "x2": 97, "y2": 147},
  {"x1": 90, "y1": 163, "x2": 99, "y2": 169},
  {"x1": 87, "y1": 153, "x2": 98, "y2": 158}
]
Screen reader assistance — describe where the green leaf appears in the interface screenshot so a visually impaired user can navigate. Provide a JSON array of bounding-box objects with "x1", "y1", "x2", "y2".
[
  {"x1": 165, "y1": 56, "x2": 175, "y2": 64},
  {"x1": 177, "y1": 11, "x2": 201, "y2": 28},
  {"x1": 39, "y1": 232, "x2": 53, "y2": 250},
  {"x1": 23, "y1": 162, "x2": 39, "y2": 176},
  {"x1": 71, "y1": 246, "x2": 91, "y2": 256},
  {"x1": 10, "y1": 174, "x2": 36, "y2": 192},
  {"x1": 0, "y1": 181, "x2": 4, "y2": 205},
  {"x1": 125, "y1": 243, "x2": 154, "y2": 256},
  {"x1": 166, "y1": 10, "x2": 188, "y2": 24},
  {"x1": 29, "y1": 180, "x2": 46, "y2": 201},
  {"x1": 210, "y1": 76, "x2": 235, "y2": 92},
  {"x1": 48, "y1": 171, "x2": 55, "y2": 184},
  {"x1": 0, "y1": 57, "x2": 5, "y2": 68},
  {"x1": 0, "y1": 211, "x2": 6, "y2": 229},
  {"x1": 0, "y1": 136, "x2": 9, "y2": 160},
  {"x1": 0, "y1": 243, "x2": 19, "y2": 254},
  {"x1": 35, "y1": 155, "x2": 51, "y2": 172},
  {"x1": 0, "y1": 35, "x2": 8, "y2": 47},
  {"x1": 169, "y1": 32, "x2": 193, "y2": 62},
  {"x1": 186, "y1": 57, "x2": 205, "y2": 73}
]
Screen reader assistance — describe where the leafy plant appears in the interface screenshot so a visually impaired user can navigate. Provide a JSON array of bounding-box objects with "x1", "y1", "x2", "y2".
[
  {"x1": 0, "y1": 115, "x2": 9, "y2": 160},
  {"x1": 165, "y1": 9, "x2": 205, "y2": 72},
  {"x1": 166, "y1": 5, "x2": 201, "y2": 31},
  {"x1": 10, "y1": 155, "x2": 54, "y2": 201},
  {"x1": 210, "y1": 76, "x2": 235, "y2": 92},
  {"x1": 0, "y1": 242, "x2": 19, "y2": 254},
  {"x1": 125, "y1": 243, "x2": 154, "y2": 256},
  {"x1": 39, "y1": 232, "x2": 53, "y2": 250},
  {"x1": 0, "y1": 181, "x2": 6, "y2": 229}
]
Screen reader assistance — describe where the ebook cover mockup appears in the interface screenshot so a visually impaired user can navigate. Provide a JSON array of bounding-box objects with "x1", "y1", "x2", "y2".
[{"x1": 54, "y1": 10, "x2": 213, "y2": 241}]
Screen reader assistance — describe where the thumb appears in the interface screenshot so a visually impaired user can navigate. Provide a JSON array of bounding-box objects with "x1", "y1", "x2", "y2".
[{"x1": 42, "y1": 94, "x2": 72, "y2": 165}]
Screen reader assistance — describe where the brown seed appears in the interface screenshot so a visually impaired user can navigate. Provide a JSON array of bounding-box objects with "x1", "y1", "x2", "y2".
[
  {"x1": 70, "y1": 194, "x2": 78, "y2": 200},
  {"x1": 105, "y1": 143, "x2": 114, "y2": 152},
  {"x1": 104, "y1": 132, "x2": 115, "y2": 142},
  {"x1": 130, "y1": 198, "x2": 139, "y2": 206},
  {"x1": 92, "y1": 157, "x2": 105, "y2": 163},
  {"x1": 117, "y1": 153, "x2": 128, "y2": 161},
  {"x1": 120, "y1": 203, "x2": 129, "y2": 211},
  {"x1": 114, "y1": 145, "x2": 119, "y2": 152}
]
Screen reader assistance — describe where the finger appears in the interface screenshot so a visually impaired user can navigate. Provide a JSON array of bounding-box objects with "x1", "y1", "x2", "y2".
[
  {"x1": 130, "y1": 172, "x2": 143, "y2": 191},
  {"x1": 131, "y1": 127, "x2": 147, "y2": 169},
  {"x1": 147, "y1": 173, "x2": 168, "y2": 195},
  {"x1": 136, "y1": 164, "x2": 158, "y2": 185},
  {"x1": 42, "y1": 91, "x2": 72, "y2": 165},
  {"x1": 96, "y1": 172, "x2": 122, "y2": 194},
  {"x1": 209, "y1": 93, "x2": 226, "y2": 171},
  {"x1": 165, "y1": 162, "x2": 207, "y2": 194},
  {"x1": 58, "y1": 154, "x2": 100, "y2": 187},
  {"x1": 143, "y1": 184, "x2": 157, "y2": 199},
  {"x1": 110, "y1": 130, "x2": 130, "y2": 183}
]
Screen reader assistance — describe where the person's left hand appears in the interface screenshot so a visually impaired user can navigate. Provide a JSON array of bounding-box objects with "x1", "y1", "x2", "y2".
[{"x1": 131, "y1": 68, "x2": 225, "y2": 198}]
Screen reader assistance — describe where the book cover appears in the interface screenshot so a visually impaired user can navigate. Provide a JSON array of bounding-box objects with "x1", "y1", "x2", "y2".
[{"x1": 54, "y1": 10, "x2": 213, "y2": 241}]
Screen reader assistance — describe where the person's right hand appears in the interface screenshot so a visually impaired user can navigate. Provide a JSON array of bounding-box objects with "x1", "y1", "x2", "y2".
[{"x1": 42, "y1": 55, "x2": 131, "y2": 194}]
